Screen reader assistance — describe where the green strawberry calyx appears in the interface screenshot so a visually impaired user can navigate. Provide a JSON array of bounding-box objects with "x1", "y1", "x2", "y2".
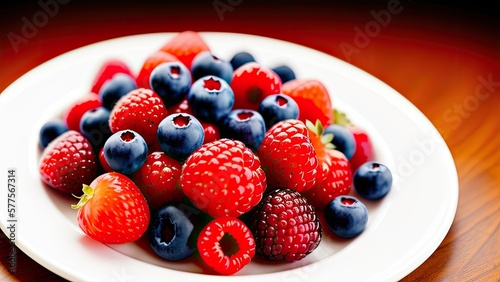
[
  {"x1": 333, "y1": 109, "x2": 353, "y2": 127},
  {"x1": 306, "y1": 119, "x2": 335, "y2": 150},
  {"x1": 71, "y1": 184, "x2": 94, "y2": 209}
]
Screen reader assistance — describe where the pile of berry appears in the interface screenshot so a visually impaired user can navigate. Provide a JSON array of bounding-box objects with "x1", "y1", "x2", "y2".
[{"x1": 38, "y1": 31, "x2": 392, "y2": 275}]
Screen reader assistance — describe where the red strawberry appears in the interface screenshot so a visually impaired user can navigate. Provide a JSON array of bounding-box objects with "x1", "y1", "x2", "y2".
[
  {"x1": 91, "y1": 59, "x2": 134, "y2": 94},
  {"x1": 39, "y1": 130, "x2": 97, "y2": 195},
  {"x1": 136, "y1": 50, "x2": 179, "y2": 89},
  {"x1": 131, "y1": 152, "x2": 184, "y2": 210},
  {"x1": 109, "y1": 88, "x2": 168, "y2": 147},
  {"x1": 63, "y1": 93, "x2": 101, "y2": 132},
  {"x1": 303, "y1": 149, "x2": 352, "y2": 210},
  {"x1": 159, "y1": 31, "x2": 210, "y2": 70},
  {"x1": 197, "y1": 217, "x2": 255, "y2": 275},
  {"x1": 302, "y1": 120, "x2": 352, "y2": 210},
  {"x1": 282, "y1": 79, "x2": 334, "y2": 126},
  {"x1": 180, "y1": 139, "x2": 266, "y2": 218},
  {"x1": 257, "y1": 119, "x2": 318, "y2": 193},
  {"x1": 348, "y1": 125, "x2": 374, "y2": 173},
  {"x1": 230, "y1": 62, "x2": 282, "y2": 111},
  {"x1": 71, "y1": 172, "x2": 150, "y2": 244},
  {"x1": 250, "y1": 188, "x2": 322, "y2": 262}
]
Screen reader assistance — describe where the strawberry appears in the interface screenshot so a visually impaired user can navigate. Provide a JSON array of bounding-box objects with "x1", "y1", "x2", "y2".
[
  {"x1": 71, "y1": 172, "x2": 150, "y2": 244},
  {"x1": 303, "y1": 120, "x2": 352, "y2": 210},
  {"x1": 256, "y1": 119, "x2": 318, "y2": 193},
  {"x1": 282, "y1": 79, "x2": 334, "y2": 126},
  {"x1": 303, "y1": 149, "x2": 352, "y2": 210},
  {"x1": 249, "y1": 188, "x2": 321, "y2": 262},
  {"x1": 131, "y1": 152, "x2": 184, "y2": 210},
  {"x1": 159, "y1": 31, "x2": 210, "y2": 70},
  {"x1": 348, "y1": 125, "x2": 374, "y2": 173},
  {"x1": 90, "y1": 59, "x2": 134, "y2": 94},
  {"x1": 63, "y1": 93, "x2": 101, "y2": 132},
  {"x1": 39, "y1": 130, "x2": 97, "y2": 195},
  {"x1": 109, "y1": 88, "x2": 168, "y2": 147},
  {"x1": 136, "y1": 50, "x2": 179, "y2": 89},
  {"x1": 180, "y1": 139, "x2": 266, "y2": 218},
  {"x1": 230, "y1": 62, "x2": 282, "y2": 111},
  {"x1": 197, "y1": 217, "x2": 255, "y2": 275}
]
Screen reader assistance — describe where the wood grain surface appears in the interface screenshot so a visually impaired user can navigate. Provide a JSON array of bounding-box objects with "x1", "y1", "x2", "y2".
[{"x1": 1, "y1": 1, "x2": 498, "y2": 281}]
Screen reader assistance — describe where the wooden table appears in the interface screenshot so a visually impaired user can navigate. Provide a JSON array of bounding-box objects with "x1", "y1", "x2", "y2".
[{"x1": 1, "y1": 1, "x2": 498, "y2": 281}]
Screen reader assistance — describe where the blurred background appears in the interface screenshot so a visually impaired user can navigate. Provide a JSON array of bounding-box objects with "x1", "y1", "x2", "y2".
[{"x1": 0, "y1": 0, "x2": 499, "y2": 281}]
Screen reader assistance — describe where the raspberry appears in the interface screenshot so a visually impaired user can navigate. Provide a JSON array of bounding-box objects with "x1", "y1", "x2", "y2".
[
  {"x1": 180, "y1": 139, "x2": 266, "y2": 218},
  {"x1": 256, "y1": 119, "x2": 318, "y2": 192},
  {"x1": 250, "y1": 188, "x2": 322, "y2": 262},
  {"x1": 39, "y1": 130, "x2": 97, "y2": 195},
  {"x1": 197, "y1": 217, "x2": 255, "y2": 275},
  {"x1": 109, "y1": 88, "x2": 168, "y2": 147}
]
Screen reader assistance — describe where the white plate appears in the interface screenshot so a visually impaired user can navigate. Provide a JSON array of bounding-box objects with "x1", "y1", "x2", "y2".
[{"x1": 0, "y1": 32, "x2": 458, "y2": 282}]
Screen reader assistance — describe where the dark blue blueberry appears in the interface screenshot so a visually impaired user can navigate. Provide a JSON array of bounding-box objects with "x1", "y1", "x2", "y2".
[
  {"x1": 324, "y1": 196, "x2": 368, "y2": 238},
  {"x1": 39, "y1": 119, "x2": 68, "y2": 148},
  {"x1": 258, "y1": 94, "x2": 299, "y2": 130},
  {"x1": 354, "y1": 162, "x2": 392, "y2": 200},
  {"x1": 271, "y1": 65, "x2": 296, "y2": 83},
  {"x1": 187, "y1": 76, "x2": 234, "y2": 124},
  {"x1": 220, "y1": 109, "x2": 266, "y2": 151},
  {"x1": 323, "y1": 124, "x2": 357, "y2": 160},
  {"x1": 79, "y1": 107, "x2": 112, "y2": 150},
  {"x1": 229, "y1": 51, "x2": 256, "y2": 70},
  {"x1": 191, "y1": 51, "x2": 233, "y2": 84},
  {"x1": 148, "y1": 203, "x2": 196, "y2": 261},
  {"x1": 150, "y1": 61, "x2": 192, "y2": 108},
  {"x1": 157, "y1": 113, "x2": 204, "y2": 161},
  {"x1": 103, "y1": 130, "x2": 148, "y2": 175},
  {"x1": 98, "y1": 73, "x2": 137, "y2": 110}
]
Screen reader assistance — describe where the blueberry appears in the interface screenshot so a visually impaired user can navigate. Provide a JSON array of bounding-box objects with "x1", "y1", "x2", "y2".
[
  {"x1": 258, "y1": 94, "x2": 299, "y2": 129},
  {"x1": 103, "y1": 130, "x2": 148, "y2": 175},
  {"x1": 229, "y1": 51, "x2": 256, "y2": 70},
  {"x1": 150, "y1": 61, "x2": 192, "y2": 108},
  {"x1": 220, "y1": 109, "x2": 266, "y2": 151},
  {"x1": 271, "y1": 65, "x2": 296, "y2": 83},
  {"x1": 354, "y1": 162, "x2": 392, "y2": 200},
  {"x1": 324, "y1": 196, "x2": 368, "y2": 238},
  {"x1": 98, "y1": 73, "x2": 137, "y2": 110},
  {"x1": 148, "y1": 203, "x2": 196, "y2": 261},
  {"x1": 188, "y1": 76, "x2": 234, "y2": 123},
  {"x1": 323, "y1": 124, "x2": 356, "y2": 160},
  {"x1": 39, "y1": 119, "x2": 69, "y2": 148},
  {"x1": 191, "y1": 51, "x2": 233, "y2": 84},
  {"x1": 79, "y1": 107, "x2": 112, "y2": 150},
  {"x1": 157, "y1": 113, "x2": 205, "y2": 161}
]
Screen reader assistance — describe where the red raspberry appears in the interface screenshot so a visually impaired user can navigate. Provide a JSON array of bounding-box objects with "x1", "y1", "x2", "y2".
[
  {"x1": 98, "y1": 146, "x2": 113, "y2": 173},
  {"x1": 230, "y1": 62, "x2": 282, "y2": 111},
  {"x1": 159, "y1": 31, "x2": 210, "y2": 70},
  {"x1": 180, "y1": 139, "x2": 266, "y2": 218},
  {"x1": 250, "y1": 188, "x2": 322, "y2": 262},
  {"x1": 197, "y1": 217, "x2": 255, "y2": 275},
  {"x1": 131, "y1": 152, "x2": 184, "y2": 210},
  {"x1": 303, "y1": 149, "x2": 352, "y2": 210},
  {"x1": 109, "y1": 88, "x2": 168, "y2": 147},
  {"x1": 136, "y1": 50, "x2": 179, "y2": 89},
  {"x1": 90, "y1": 59, "x2": 134, "y2": 94},
  {"x1": 256, "y1": 119, "x2": 318, "y2": 193},
  {"x1": 63, "y1": 93, "x2": 101, "y2": 132},
  {"x1": 39, "y1": 130, "x2": 97, "y2": 195},
  {"x1": 282, "y1": 79, "x2": 334, "y2": 126}
]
